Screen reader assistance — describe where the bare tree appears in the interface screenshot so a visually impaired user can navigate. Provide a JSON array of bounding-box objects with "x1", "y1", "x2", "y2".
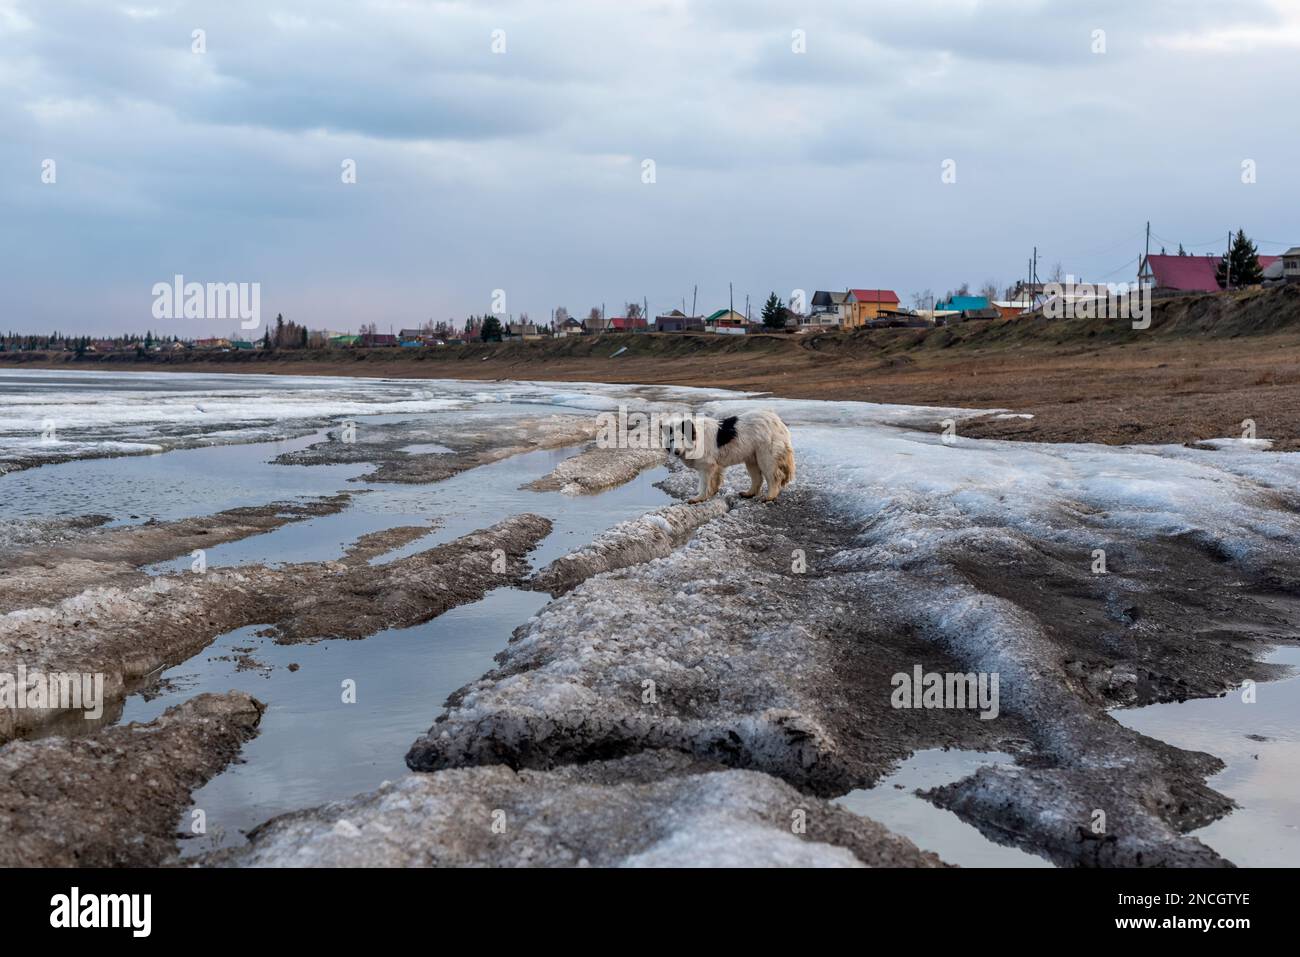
[
  {"x1": 979, "y1": 279, "x2": 999, "y2": 302},
  {"x1": 1049, "y1": 262, "x2": 1065, "y2": 283},
  {"x1": 625, "y1": 302, "x2": 643, "y2": 320}
]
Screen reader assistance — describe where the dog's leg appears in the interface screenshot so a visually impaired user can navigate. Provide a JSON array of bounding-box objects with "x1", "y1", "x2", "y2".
[
  {"x1": 706, "y1": 464, "x2": 724, "y2": 500},
  {"x1": 758, "y1": 449, "x2": 783, "y2": 502},
  {"x1": 740, "y1": 459, "x2": 762, "y2": 498},
  {"x1": 687, "y1": 467, "x2": 710, "y2": 504}
]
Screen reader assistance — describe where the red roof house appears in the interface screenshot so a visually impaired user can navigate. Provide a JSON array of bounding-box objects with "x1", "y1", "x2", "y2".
[
  {"x1": 609, "y1": 316, "x2": 648, "y2": 332},
  {"x1": 1139, "y1": 254, "x2": 1278, "y2": 293},
  {"x1": 844, "y1": 289, "x2": 901, "y2": 327},
  {"x1": 846, "y1": 289, "x2": 901, "y2": 303}
]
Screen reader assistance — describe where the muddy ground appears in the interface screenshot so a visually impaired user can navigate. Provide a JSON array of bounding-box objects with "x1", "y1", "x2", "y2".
[
  {"x1": 0, "y1": 692, "x2": 263, "y2": 867},
  {"x1": 274, "y1": 412, "x2": 597, "y2": 483},
  {"x1": 0, "y1": 496, "x2": 351, "y2": 613}
]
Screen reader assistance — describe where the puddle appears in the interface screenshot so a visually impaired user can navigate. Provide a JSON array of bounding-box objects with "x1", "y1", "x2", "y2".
[
  {"x1": 118, "y1": 587, "x2": 552, "y2": 857},
  {"x1": 0, "y1": 428, "x2": 363, "y2": 524},
  {"x1": 834, "y1": 750, "x2": 1053, "y2": 868},
  {"x1": 1111, "y1": 644, "x2": 1300, "y2": 867},
  {"x1": 143, "y1": 443, "x2": 671, "y2": 572}
]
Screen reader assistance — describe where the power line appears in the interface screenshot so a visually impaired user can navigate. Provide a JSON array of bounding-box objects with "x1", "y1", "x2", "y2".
[
  {"x1": 1151, "y1": 231, "x2": 1229, "y2": 250},
  {"x1": 1075, "y1": 229, "x2": 1149, "y2": 259},
  {"x1": 1094, "y1": 255, "x2": 1140, "y2": 281}
]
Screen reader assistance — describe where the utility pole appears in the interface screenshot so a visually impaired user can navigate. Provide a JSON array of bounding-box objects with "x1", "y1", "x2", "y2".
[
  {"x1": 644, "y1": 296, "x2": 648, "y2": 327},
  {"x1": 691, "y1": 284, "x2": 697, "y2": 319},
  {"x1": 1032, "y1": 246, "x2": 1038, "y2": 308},
  {"x1": 1226, "y1": 231, "x2": 1232, "y2": 290},
  {"x1": 729, "y1": 282, "x2": 734, "y2": 319}
]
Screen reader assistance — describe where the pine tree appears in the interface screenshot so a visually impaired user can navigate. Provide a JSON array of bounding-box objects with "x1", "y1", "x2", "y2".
[
  {"x1": 1216, "y1": 229, "x2": 1264, "y2": 288},
  {"x1": 480, "y1": 316, "x2": 503, "y2": 341},
  {"x1": 761, "y1": 292, "x2": 785, "y2": 329}
]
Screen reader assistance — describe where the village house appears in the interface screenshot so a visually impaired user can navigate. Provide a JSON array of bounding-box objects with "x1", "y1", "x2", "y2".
[
  {"x1": 1282, "y1": 247, "x2": 1300, "y2": 284},
  {"x1": 506, "y1": 321, "x2": 543, "y2": 339},
  {"x1": 653, "y1": 310, "x2": 705, "y2": 333},
  {"x1": 934, "y1": 294, "x2": 990, "y2": 313},
  {"x1": 1004, "y1": 281, "x2": 1050, "y2": 309},
  {"x1": 704, "y1": 308, "x2": 747, "y2": 334},
  {"x1": 399, "y1": 328, "x2": 442, "y2": 346},
  {"x1": 843, "y1": 289, "x2": 901, "y2": 328},
  {"x1": 609, "y1": 316, "x2": 649, "y2": 333},
  {"x1": 808, "y1": 291, "x2": 847, "y2": 326},
  {"x1": 1138, "y1": 253, "x2": 1279, "y2": 294},
  {"x1": 554, "y1": 317, "x2": 585, "y2": 337},
  {"x1": 802, "y1": 292, "x2": 844, "y2": 330}
]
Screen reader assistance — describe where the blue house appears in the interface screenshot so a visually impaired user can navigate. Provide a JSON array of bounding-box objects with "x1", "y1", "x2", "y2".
[{"x1": 935, "y1": 295, "x2": 990, "y2": 312}]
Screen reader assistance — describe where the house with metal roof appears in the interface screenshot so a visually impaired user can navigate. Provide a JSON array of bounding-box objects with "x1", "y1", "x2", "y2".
[
  {"x1": 1138, "y1": 253, "x2": 1278, "y2": 293},
  {"x1": 934, "y1": 295, "x2": 990, "y2": 313},
  {"x1": 609, "y1": 316, "x2": 649, "y2": 332},
  {"x1": 844, "y1": 289, "x2": 901, "y2": 328},
  {"x1": 704, "y1": 309, "x2": 748, "y2": 334}
]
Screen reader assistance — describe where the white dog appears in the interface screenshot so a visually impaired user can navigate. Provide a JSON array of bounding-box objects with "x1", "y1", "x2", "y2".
[{"x1": 663, "y1": 410, "x2": 796, "y2": 503}]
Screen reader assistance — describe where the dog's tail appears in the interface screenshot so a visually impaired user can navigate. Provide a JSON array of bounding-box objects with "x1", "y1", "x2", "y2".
[{"x1": 777, "y1": 443, "x2": 796, "y2": 487}]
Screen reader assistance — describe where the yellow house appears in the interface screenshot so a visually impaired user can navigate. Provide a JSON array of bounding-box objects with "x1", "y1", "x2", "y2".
[{"x1": 843, "y1": 289, "x2": 901, "y2": 328}]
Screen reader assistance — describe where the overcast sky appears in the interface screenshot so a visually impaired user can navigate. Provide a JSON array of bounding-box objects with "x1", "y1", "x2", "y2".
[{"x1": 2, "y1": 0, "x2": 1298, "y2": 336}]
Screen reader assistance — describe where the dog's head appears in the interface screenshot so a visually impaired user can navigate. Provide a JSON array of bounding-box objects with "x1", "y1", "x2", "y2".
[{"x1": 661, "y1": 414, "x2": 701, "y2": 461}]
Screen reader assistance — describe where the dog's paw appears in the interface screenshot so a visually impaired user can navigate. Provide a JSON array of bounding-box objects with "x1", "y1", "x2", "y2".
[
  {"x1": 687, "y1": 496, "x2": 707, "y2": 504},
  {"x1": 738, "y1": 491, "x2": 757, "y2": 499}
]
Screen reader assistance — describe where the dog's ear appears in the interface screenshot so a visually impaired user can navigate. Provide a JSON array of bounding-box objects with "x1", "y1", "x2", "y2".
[{"x1": 681, "y1": 417, "x2": 695, "y2": 445}]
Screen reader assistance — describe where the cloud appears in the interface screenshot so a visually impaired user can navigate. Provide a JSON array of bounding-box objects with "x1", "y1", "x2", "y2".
[{"x1": 1, "y1": 0, "x2": 1297, "y2": 333}]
